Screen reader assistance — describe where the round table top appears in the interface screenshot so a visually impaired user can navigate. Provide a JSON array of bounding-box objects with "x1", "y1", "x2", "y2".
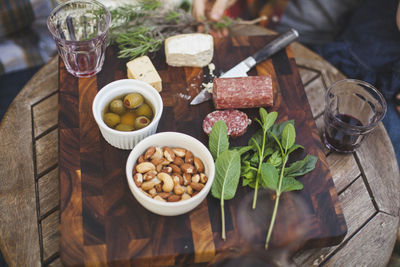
[{"x1": 0, "y1": 26, "x2": 399, "y2": 267}]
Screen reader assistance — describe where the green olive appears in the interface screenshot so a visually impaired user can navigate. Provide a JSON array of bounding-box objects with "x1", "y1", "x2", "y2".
[
  {"x1": 109, "y1": 99, "x2": 126, "y2": 115},
  {"x1": 135, "y1": 116, "x2": 151, "y2": 129},
  {"x1": 115, "y1": 124, "x2": 135, "y2": 131},
  {"x1": 123, "y1": 93, "x2": 143, "y2": 109},
  {"x1": 135, "y1": 103, "x2": 153, "y2": 118},
  {"x1": 103, "y1": 113, "x2": 120, "y2": 128}
]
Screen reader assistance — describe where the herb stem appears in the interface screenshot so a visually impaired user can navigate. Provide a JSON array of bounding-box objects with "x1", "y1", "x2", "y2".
[
  {"x1": 265, "y1": 190, "x2": 280, "y2": 250},
  {"x1": 221, "y1": 199, "x2": 226, "y2": 240},
  {"x1": 265, "y1": 155, "x2": 288, "y2": 249},
  {"x1": 252, "y1": 128, "x2": 267, "y2": 209}
]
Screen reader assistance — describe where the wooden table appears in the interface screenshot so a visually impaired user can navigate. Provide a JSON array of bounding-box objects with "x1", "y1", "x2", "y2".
[{"x1": 0, "y1": 26, "x2": 399, "y2": 267}]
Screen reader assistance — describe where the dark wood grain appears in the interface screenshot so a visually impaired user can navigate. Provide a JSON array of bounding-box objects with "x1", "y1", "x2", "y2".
[{"x1": 58, "y1": 36, "x2": 347, "y2": 266}]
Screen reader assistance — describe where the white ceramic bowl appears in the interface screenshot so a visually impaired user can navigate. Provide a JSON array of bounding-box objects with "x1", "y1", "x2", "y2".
[
  {"x1": 92, "y1": 79, "x2": 163, "y2": 150},
  {"x1": 126, "y1": 132, "x2": 215, "y2": 216}
]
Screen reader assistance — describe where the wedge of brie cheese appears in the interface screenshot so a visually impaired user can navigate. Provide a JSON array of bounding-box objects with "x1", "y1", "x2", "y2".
[
  {"x1": 164, "y1": 33, "x2": 214, "y2": 67},
  {"x1": 127, "y1": 56, "x2": 162, "y2": 92}
]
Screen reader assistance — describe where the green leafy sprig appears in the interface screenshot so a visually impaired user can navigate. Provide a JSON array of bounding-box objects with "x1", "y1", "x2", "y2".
[
  {"x1": 209, "y1": 121, "x2": 241, "y2": 240},
  {"x1": 208, "y1": 108, "x2": 317, "y2": 247},
  {"x1": 240, "y1": 108, "x2": 317, "y2": 249}
]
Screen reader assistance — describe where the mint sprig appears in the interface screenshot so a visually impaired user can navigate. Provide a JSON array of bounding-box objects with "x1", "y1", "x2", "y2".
[{"x1": 208, "y1": 109, "x2": 317, "y2": 246}]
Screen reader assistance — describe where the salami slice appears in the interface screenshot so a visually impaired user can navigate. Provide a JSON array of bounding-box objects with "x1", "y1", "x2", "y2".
[
  {"x1": 202, "y1": 109, "x2": 251, "y2": 137},
  {"x1": 213, "y1": 76, "x2": 273, "y2": 109}
]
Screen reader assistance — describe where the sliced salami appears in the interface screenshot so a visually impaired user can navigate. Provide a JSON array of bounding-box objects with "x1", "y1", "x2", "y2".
[
  {"x1": 202, "y1": 109, "x2": 251, "y2": 137},
  {"x1": 213, "y1": 76, "x2": 273, "y2": 109}
]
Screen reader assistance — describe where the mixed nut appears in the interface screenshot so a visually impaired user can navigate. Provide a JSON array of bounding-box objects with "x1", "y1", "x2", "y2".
[{"x1": 133, "y1": 146, "x2": 208, "y2": 202}]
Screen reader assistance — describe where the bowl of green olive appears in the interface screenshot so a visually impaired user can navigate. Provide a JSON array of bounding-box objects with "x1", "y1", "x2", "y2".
[{"x1": 92, "y1": 79, "x2": 163, "y2": 149}]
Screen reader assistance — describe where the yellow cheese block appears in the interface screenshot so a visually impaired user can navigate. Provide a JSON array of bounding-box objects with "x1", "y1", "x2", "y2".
[{"x1": 126, "y1": 56, "x2": 162, "y2": 92}]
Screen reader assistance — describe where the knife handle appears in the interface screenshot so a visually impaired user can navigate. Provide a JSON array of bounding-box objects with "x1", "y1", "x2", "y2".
[{"x1": 252, "y1": 28, "x2": 299, "y2": 64}]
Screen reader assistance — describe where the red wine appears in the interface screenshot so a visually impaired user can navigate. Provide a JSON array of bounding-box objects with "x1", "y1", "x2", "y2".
[{"x1": 324, "y1": 113, "x2": 364, "y2": 153}]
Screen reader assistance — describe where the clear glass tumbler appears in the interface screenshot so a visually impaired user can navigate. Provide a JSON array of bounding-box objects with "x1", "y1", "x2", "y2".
[
  {"x1": 47, "y1": 0, "x2": 111, "y2": 77},
  {"x1": 323, "y1": 79, "x2": 387, "y2": 153}
]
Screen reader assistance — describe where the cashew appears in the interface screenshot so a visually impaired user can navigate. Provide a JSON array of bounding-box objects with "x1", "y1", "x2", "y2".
[
  {"x1": 141, "y1": 181, "x2": 155, "y2": 191},
  {"x1": 172, "y1": 175, "x2": 180, "y2": 185},
  {"x1": 172, "y1": 173, "x2": 184, "y2": 185},
  {"x1": 174, "y1": 184, "x2": 185, "y2": 195},
  {"x1": 136, "y1": 162, "x2": 155, "y2": 173},
  {"x1": 148, "y1": 188, "x2": 157, "y2": 196},
  {"x1": 154, "y1": 195, "x2": 166, "y2": 202},
  {"x1": 194, "y1": 157, "x2": 204, "y2": 173},
  {"x1": 181, "y1": 193, "x2": 191, "y2": 200},
  {"x1": 158, "y1": 173, "x2": 174, "y2": 193},
  {"x1": 151, "y1": 177, "x2": 161, "y2": 185},
  {"x1": 140, "y1": 188, "x2": 152, "y2": 197},
  {"x1": 186, "y1": 185, "x2": 193, "y2": 195},
  {"x1": 151, "y1": 147, "x2": 163, "y2": 160}
]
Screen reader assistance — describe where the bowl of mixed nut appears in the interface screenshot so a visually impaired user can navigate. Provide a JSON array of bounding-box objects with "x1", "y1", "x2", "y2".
[{"x1": 126, "y1": 132, "x2": 215, "y2": 216}]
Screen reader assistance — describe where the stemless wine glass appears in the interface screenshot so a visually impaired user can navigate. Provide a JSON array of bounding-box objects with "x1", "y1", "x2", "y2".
[
  {"x1": 323, "y1": 79, "x2": 387, "y2": 153},
  {"x1": 47, "y1": 0, "x2": 111, "y2": 77}
]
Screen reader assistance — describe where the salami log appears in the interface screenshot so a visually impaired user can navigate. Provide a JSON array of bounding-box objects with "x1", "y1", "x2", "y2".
[
  {"x1": 202, "y1": 109, "x2": 251, "y2": 137},
  {"x1": 212, "y1": 76, "x2": 273, "y2": 109}
]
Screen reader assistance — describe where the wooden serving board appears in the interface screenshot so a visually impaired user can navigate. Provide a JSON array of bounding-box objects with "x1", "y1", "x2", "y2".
[{"x1": 58, "y1": 35, "x2": 347, "y2": 266}]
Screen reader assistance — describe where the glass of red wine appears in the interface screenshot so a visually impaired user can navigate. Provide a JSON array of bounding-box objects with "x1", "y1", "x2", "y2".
[
  {"x1": 47, "y1": 0, "x2": 111, "y2": 78},
  {"x1": 323, "y1": 79, "x2": 387, "y2": 153}
]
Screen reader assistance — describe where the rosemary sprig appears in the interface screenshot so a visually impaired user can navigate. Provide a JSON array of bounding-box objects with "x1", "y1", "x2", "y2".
[{"x1": 107, "y1": 0, "x2": 267, "y2": 60}]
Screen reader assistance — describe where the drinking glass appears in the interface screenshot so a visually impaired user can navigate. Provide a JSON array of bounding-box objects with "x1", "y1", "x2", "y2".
[
  {"x1": 47, "y1": 0, "x2": 111, "y2": 77},
  {"x1": 323, "y1": 79, "x2": 387, "y2": 153}
]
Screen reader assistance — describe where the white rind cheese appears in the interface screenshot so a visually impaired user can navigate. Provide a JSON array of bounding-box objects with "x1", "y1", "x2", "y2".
[
  {"x1": 127, "y1": 56, "x2": 162, "y2": 92},
  {"x1": 165, "y1": 33, "x2": 214, "y2": 67}
]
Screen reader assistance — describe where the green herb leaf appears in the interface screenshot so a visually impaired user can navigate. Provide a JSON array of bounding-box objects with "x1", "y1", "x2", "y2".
[
  {"x1": 267, "y1": 151, "x2": 283, "y2": 167},
  {"x1": 232, "y1": 145, "x2": 253, "y2": 155},
  {"x1": 260, "y1": 163, "x2": 279, "y2": 190},
  {"x1": 269, "y1": 120, "x2": 294, "y2": 141},
  {"x1": 281, "y1": 176, "x2": 304, "y2": 192},
  {"x1": 282, "y1": 123, "x2": 296, "y2": 152},
  {"x1": 211, "y1": 150, "x2": 241, "y2": 200},
  {"x1": 287, "y1": 144, "x2": 304, "y2": 155},
  {"x1": 209, "y1": 121, "x2": 229, "y2": 160},
  {"x1": 284, "y1": 155, "x2": 318, "y2": 177},
  {"x1": 263, "y1": 110, "x2": 278, "y2": 131},
  {"x1": 259, "y1": 108, "x2": 268, "y2": 125}
]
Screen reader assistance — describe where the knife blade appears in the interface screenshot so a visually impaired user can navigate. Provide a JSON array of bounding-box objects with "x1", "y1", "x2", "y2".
[{"x1": 190, "y1": 28, "x2": 299, "y2": 105}]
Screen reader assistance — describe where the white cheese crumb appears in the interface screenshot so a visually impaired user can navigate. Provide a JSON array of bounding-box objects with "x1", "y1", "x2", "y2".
[{"x1": 178, "y1": 93, "x2": 191, "y2": 100}]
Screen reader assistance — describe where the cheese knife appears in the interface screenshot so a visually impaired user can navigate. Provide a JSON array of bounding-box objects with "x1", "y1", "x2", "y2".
[{"x1": 190, "y1": 28, "x2": 299, "y2": 105}]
